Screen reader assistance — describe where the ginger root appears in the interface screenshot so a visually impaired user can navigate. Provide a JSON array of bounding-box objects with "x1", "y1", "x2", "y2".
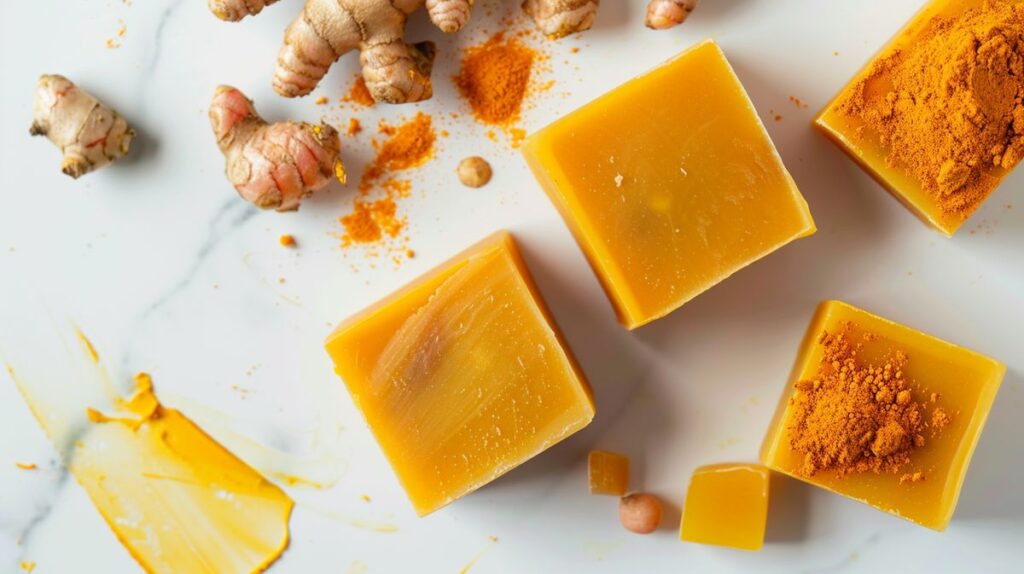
[
  {"x1": 209, "y1": 86, "x2": 344, "y2": 212},
  {"x1": 645, "y1": 0, "x2": 699, "y2": 30},
  {"x1": 30, "y1": 74, "x2": 134, "y2": 179},
  {"x1": 210, "y1": 0, "x2": 482, "y2": 104},
  {"x1": 522, "y1": 0, "x2": 599, "y2": 39}
]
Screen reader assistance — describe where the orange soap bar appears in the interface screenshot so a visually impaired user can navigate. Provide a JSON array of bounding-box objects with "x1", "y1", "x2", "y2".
[
  {"x1": 680, "y1": 463, "x2": 770, "y2": 551},
  {"x1": 761, "y1": 300, "x2": 1005, "y2": 530},
  {"x1": 523, "y1": 40, "x2": 815, "y2": 329},
  {"x1": 815, "y1": 0, "x2": 1018, "y2": 236},
  {"x1": 588, "y1": 450, "x2": 629, "y2": 496},
  {"x1": 325, "y1": 231, "x2": 595, "y2": 516}
]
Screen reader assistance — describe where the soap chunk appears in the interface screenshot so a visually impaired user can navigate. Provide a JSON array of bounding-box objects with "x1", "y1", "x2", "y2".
[
  {"x1": 680, "y1": 463, "x2": 770, "y2": 551},
  {"x1": 815, "y1": 0, "x2": 1020, "y2": 236},
  {"x1": 761, "y1": 300, "x2": 1005, "y2": 530},
  {"x1": 588, "y1": 450, "x2": 629, "y2": 496},
  {"x1": 523, "y1": 40, "x2": 815, "y2": 329},
  {"x1": 325, "y1": 231, "x2": 595, "y2": 516}
]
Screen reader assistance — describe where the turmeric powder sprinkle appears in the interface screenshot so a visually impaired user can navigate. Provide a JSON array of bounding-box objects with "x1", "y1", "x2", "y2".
[
  {"x1": 340, "y1": 113, "x2": 435, "y2": 248},
  {"x1": 839, "y1": 1, "x2": 1024, "y2": 217},
  {"x1": 787, "y1": 322, "x2": 950, "y2": 479},
  {"x1": 342, "y1": 74, "x2": 375, "y2": 108}
]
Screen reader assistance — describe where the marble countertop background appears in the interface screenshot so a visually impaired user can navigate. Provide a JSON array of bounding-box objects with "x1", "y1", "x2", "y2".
[{"x1": 1, "y1": 0, "x2": 1022, "y2": 572}]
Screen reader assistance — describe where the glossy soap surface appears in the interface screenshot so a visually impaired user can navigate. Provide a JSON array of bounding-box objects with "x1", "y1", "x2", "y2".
[
  {"x1": 680, "y1": 463, "x2": 770, "y2": 551},
  {"x1": 760, "y1": 300, "x2": 1005, "y2": 530},
  {"x1": 325, "y1": 231, "x2": 595, "y2": 516},
  {"x1": 523, "y1": 40, "x2": 816, "y2": 329},
  {"x1": 815, "y1": 0, "x2": 1018, "y2": 236}
]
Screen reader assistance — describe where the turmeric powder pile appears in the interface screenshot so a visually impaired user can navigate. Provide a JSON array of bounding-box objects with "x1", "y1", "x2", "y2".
[
  {"x1": 787, "y1": 323, "x2": 950, "y2": 479},
  {"x1": 839, "y1": 1, "x2": 1024, "y2": 216},
  {"x1": 340, "y1": 113, "x2": 435, "y2": 249},
  {"x1": 455, "y1": 33, "x2": 537, "y2": 125}
]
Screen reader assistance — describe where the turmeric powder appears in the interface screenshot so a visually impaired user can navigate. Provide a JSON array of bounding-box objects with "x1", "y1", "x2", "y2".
[
  {"x1": 788, "y1": 323, "x2": 950, "y2": 479},
  {"x1": 839, "y1": 1, "x2": 1024, "y2": 217},
  {"x1": 455, "y1": 33, "x2": 537, "y2": 125},
  {"x1": 340, "y1": 113, "x2": 435, "y2": 248}
]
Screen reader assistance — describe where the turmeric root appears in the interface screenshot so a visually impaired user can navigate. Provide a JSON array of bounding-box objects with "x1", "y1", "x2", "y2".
[
  {"x1": 30, "y1": 74, "x2": 134, "y2": 179},
  {"x1": 209, "y1": 86, "x2": 344, "y2": 212},
  {"x1": 645, "y1": 0, "x2": 699, "y2": 30},
  {"x1": 522, "y1": 0, "x2": 599, "y2": 39},
  {"x1": 211, "y1": 0, "x2": 475, "y2": 104}
]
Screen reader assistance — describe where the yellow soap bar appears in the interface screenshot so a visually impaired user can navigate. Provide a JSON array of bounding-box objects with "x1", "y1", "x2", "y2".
[
  {"x1": 761, "y1": 301, "x2": 1005, "y2": 530},
  {"x1": 325, "y1": 231, "x2": 595, "y2": 516},
  {"x1": 680, "y1": 463, "x2": 770, "y2": 551},
  {"x1": 588, "y1": 450, "x2": 629, "y2": 496},
  {"x1": 815, "y1": 0, "x2": 1016, "y2": 236},
  {"x1": 523, "y1": 40, "x2": 815, "y2": 329}
]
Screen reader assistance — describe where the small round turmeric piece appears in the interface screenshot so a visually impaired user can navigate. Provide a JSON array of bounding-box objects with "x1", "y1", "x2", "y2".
[
  {"x1": 619, "y1": 493, "x2": 662, "y2": 534},
  {"x1": 456, "y1": 156, "x2": 492, "y2": 188}
]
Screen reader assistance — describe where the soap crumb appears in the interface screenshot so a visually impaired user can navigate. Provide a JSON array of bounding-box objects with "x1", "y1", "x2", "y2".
[
  {"x1": 279, "y1": 234, "x2": 297, "y2": 247},
  {"x1": 15, "y1": 462, "x2": 37, "y2": 470},
  {"x1": 899, "y1": 471, "x2": 925, "y2": 484},
  {"x1": 315, "y1": 96, "x2": 329, "y2": 105},
  {"x1": 789, "y1": 95, "x2": 809, "y2": 109},
  {"x1": 347, "y1": 118, "x2": 363, "y2": 136},
  {"x1": 360, "y1": 494, "x2": 371, "y2": 503}
]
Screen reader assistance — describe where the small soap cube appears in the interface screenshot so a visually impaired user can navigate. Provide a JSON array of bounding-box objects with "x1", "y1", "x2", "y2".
[
  {"x1": 680, "y1": 463, "x2": 770, "y2": 551},
  {"x1": 815, "y1": 0, "x2": 1020, "y2": 236},
  {"x1": 761, "y1": 300, "x2": 1005, "y2": 530},
  {"x1": 523, "y1": 40, "x2": 815, "y2": 329},
  {"x1": 325, "y1": 231, "x2": 595, "y2": 516},
  {"x1": 588, "y1": 450, "x2": 629, "y2": 496}
]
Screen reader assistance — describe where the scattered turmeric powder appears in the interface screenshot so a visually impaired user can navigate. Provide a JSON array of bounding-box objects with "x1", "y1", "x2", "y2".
[
  {"x1": 788, "y1": 322, "x2": 950, "y2": 479},
  {"x1": 342, "y1": 74, "x2": 375, "y2": 108},
  {"x1": 838, "y1": 1, "x2": 1024, "y2": 217},
  {"x1": 279, "y1": 234, "x2": 296, "y2": 248},
  {"x1": 315, "y1": 96, "x2": 329, "y2": 105},
  {"x1": 455, "y1": 33, "x2": 537, "y2": 125},
  {"x1": 340, "y1": 113, "x2": 436, "y2": 249},
  {"x1": 347, "y1": 118, "x2": 363, "y2": 136}
]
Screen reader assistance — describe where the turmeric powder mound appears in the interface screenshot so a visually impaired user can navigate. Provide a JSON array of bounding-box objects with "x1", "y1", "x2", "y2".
[
  {"x1": 340, "y1": 113, "x2": 435, "y2": 249},
  {"x1": 455, "y1": 33, "x2": 537, "y2": 125},
  {"x1": 787, "y1": 323, "x2": 951, "y2": 479},
  {"x1": 839, "y1": 2, "x2": 1024, "y2": 216}
]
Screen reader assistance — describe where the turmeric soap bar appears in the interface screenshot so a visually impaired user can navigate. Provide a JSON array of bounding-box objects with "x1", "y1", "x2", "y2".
[
  {"x1": 815, "y1": 0, "x2": 1024, "y2": 236},
  {"x1": 680, "y1": 463, "x2": 770, "y2": 551},
  {"x1": 325, "y1": 231, "x2": 595, "y2": 516},
  {"x1": 761, "y1": 301, "x2": 1005, "y2": 530},
  {"x1": 523, "y1": 40, "x2": 816, "y2": 329},
  {"x1": 588, "y1": 450, "x2": 629, "y2": 496}
]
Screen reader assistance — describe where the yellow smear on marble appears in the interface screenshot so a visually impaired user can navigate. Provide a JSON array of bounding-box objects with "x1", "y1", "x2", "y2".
[
  {"x1": 15, "y1": 461, "x2": 37, "y2": 470},
  {"x1": 11, "y1": 334, "x2": 294, "y2": 574},
  {"x1": 20, "y1": 561, "x2": 36, "y2": 572},
  {"x1": 73, "y1": 374, "x2": 294, "y2": 573},
  {"x1": 75, "y1": 329, "x2": 100, "y2": 364}
]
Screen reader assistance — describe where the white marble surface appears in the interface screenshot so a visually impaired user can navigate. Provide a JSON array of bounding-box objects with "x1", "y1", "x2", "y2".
[{"x1": 1, "y1": 0, "x2": 1022, "y2": 572}]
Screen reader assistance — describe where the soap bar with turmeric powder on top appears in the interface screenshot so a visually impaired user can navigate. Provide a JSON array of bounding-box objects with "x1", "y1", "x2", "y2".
[
  {"x1": 325, "y1": 231, "x2": 595, "y2": 516},
  {"x1": 815, "y1": 0, "x2": 1024, "y2": 236},
  {"x1": 761, "y1": 300, "x2": 1005, "y2": 530},
  {"x1": 523, "y1": 39, "x2": 816, "y2": 329},
  {"x1": 680, "y1": 463, "x2": 770, "y2": 551},
  {"x1": 588, "y1": 450, "x2": 629, "y2": 496}
]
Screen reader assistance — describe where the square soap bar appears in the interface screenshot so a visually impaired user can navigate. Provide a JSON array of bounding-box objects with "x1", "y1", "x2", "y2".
[
  {"x1": 588, "y1": 450, "x2": 629, "y2": 496},
  {"x1": 760, "y1": 300, "x2": 1005, "y2": 530},
  {"x1": 815, "y1": 0, "x2": 1016, "y2": 236},
  {"x1": 523, "y1": 40, "x2": 816, "y2": 329},
  {"x1": 325, "y1": 231, "x2": 594, "y2": 516},
  {"x1": 680, "y1": 463, "x2": 770, "y2": 551}
]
